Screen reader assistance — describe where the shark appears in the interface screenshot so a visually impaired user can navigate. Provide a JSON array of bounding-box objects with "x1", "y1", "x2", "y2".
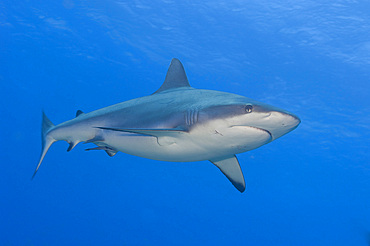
[{"x1": 34, "y1": 58, "x2": 300, "y2": 192}]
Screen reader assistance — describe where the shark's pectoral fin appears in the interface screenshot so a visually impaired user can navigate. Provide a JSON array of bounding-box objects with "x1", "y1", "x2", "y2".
[
  {"x1": 96, "y1": 127, "x2": 187, "y2": 146},
  {"x1": 210, "y1": 155, "x2": 246, "y2": 193}
]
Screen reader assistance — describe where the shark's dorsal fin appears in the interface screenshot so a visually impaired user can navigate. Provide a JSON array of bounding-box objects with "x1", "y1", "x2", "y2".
[
  {"x1": 76, "y1": 110, "x2": 84, "y2": 117},
  {"x1": 153, "y1": 58, "x2": 190, "y2": 94}
]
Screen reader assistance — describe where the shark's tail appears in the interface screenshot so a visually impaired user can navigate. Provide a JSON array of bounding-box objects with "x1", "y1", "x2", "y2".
[{"x1": 32, "y1": 112, "x2": 56, "y2": 179}]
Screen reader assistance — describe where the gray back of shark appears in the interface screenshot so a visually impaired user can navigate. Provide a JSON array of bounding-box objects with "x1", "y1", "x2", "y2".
[{"x1": 34, "y1": 58, "x2": 300, "y2": 192}]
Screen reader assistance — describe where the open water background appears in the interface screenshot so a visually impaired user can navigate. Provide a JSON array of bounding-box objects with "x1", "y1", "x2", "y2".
[{"x1": 1, "y1": 1, "x2": 369, "y2": 245}]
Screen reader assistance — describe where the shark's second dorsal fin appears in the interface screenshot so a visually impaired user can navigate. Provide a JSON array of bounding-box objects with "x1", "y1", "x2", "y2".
[
  {"x1": 153, "y1": 58, "x2": 190, "y2": 94},
  {"x1": 76, "y1": 110, "x2": 84, "y2": 117}
]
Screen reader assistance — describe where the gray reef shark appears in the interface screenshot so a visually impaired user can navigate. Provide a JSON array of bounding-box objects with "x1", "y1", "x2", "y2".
[{"x1": 34, "y1": 58, "x2": 300, "y2": 192}]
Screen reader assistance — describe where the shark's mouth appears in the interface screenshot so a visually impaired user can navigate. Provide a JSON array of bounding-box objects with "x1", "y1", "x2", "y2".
[
  {"x1": 248, "y1": 126, "x2": 273, "y2": 141},
  {"x1": 231, "y1": 125, "x2": 273, "y2": 142}
]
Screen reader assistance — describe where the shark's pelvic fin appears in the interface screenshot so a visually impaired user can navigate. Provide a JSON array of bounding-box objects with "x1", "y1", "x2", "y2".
[
  {"x1": 153, "y1": 58, "x2": 191, "y2": 94},
  {"x1": 76, "y1": 110, "x2": 84, "y2": 117},
  {"x1": 32, "y1": 112, "x2": 56, "y2": 179},
  {"x1": 105, "y1": 149, "x2": 117, "y2": 157},
  {"x1": 84, "y1": 134, "x2": 105, "y2": 144},
  {"x1": 85, "y1": 145, "x2": 117, "y2": 157},
  {"x1": 210, "y1": 155, "x2": 246, "y2": 193}
]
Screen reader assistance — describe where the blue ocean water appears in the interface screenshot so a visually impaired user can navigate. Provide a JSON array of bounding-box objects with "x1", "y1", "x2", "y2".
[{"x1": 1, "y1": 1, "x2": 369, "y2": 245}]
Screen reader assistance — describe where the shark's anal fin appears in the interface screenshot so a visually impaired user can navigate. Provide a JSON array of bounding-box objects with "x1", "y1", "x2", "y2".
[
  {"x1": 210, "y1": 155, "x2": 246, "y2": 193},
  {"x1": 67, "y1": 141, "x2": 80, "y2": 152},
  {"x1": 96, "y1": 127, "x2": 187, "y2": 146}
]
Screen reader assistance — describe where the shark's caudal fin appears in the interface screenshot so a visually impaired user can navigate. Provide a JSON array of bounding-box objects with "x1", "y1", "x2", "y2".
[{"x1": 32, "y1": 112, "x2": 56, "y2": 179}]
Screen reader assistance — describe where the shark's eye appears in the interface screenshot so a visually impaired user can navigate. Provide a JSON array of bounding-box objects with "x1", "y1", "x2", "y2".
[{"x1": 245, "y1": 105, "x2": 253, "y2": 113}]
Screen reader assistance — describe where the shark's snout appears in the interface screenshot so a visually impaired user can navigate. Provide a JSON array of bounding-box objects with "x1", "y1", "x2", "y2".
[
  {"x1": 246, "y1": 103, "x2": 300, "y2": 141},
  {"x1": 281, "y1": 112, "x2": 300, "y2": 132},
  {"x1": 287, "y1": 113, "x2": 301, "y2": 129},
  {"x1": 265, "y1": 111, "x2": 300, "y2": 140},
  {"x1": 228, "y1": 103, "x2": 300, "y2": 142}
]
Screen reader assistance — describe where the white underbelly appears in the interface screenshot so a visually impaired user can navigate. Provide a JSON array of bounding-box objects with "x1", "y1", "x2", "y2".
[
  {"x1": 102, "y1": 125, "x2": 271, "y2": 162},
  {"x1": 103, "y1": 134, "x2": 217, "y2": 162}
]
